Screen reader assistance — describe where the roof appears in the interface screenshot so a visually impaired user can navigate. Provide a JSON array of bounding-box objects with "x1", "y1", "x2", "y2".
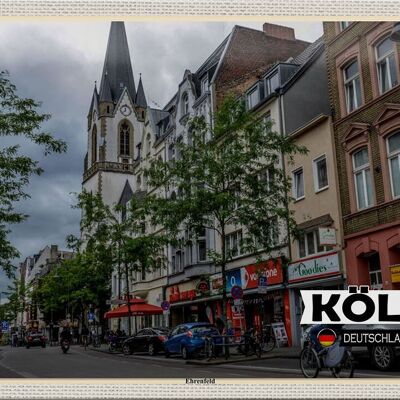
[
  {"x1": 118, "y1": 180, "x2": 134, "y2": 205},
  {"x1": 135, "y1": 75, "x2": 147, "y2": 108},
  {"x1": 99, "y1": 22, "x2": 136, "y2": 103},
  {"x1": 291, "y1": 35, "x2": 324, "y2": 65}
]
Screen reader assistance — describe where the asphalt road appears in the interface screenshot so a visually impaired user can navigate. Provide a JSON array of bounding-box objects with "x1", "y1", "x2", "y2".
[{"x1": 0, "y1": 345, "x2": 399, "y2": 379}]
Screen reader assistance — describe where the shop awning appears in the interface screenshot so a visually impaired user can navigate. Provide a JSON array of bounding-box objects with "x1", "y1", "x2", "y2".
[{"x1": 104, "y1": 298, "x2": 163, "y2": 319}]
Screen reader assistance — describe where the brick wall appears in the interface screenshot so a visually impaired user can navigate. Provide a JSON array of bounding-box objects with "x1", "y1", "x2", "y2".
[
  {"x1": 324, "y1": 21, "x2": 400, "y2": 236},
  {"x1": 214, "y1": 25, "x2": 310, "y2": 107}
]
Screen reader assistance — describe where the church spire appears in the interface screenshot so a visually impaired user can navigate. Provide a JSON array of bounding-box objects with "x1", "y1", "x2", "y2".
[
  {"x1": 99, "y1": 21, "x2": 136, "y2": 104},
  {"x1": 135, "y1": 74, "x2": 147, "y2": 108}
]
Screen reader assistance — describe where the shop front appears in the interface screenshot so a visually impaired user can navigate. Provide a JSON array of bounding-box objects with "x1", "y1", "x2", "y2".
[
  {"x1": 225, "y1": 258, "x2": 291, "y2": 344},
  {"x1": 287, "y1": 251, "x2": 345, "y2": 346},
  {"x1": 165, "y1": 274, "x2": 224, "y2": 328}
]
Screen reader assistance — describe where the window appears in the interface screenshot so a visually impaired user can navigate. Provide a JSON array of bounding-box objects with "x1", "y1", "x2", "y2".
[
  {"x1": 387, "y1": 132, "x2": 400, "y2": 198},
  {"x1": 259, "y1": 167, "x2": 275, "y2": 193},
  {"x1": 247, "y1": 87, "x2": 258, "y2": 109},
  {"x1": 182, "y1": 92, "x2": 189, "y2": 115},
  {"x1": 376, "y1": 37, "x2": 398, "y2": 94},
  {"x1": 265, "y1": 72, "x2": 279, "y2": 96},
  {"x1": 313, "y1": 155, "x2": 329, "y2": 191},
  {"x1": 201, "y1": 76, "x2": 208, "y2": 95},
  {"x1": 298, "y1": 229, "x2": 327, "y2": 259},
  {"x1": 368, "y1": 253, "x2": 383, "y2": 290},
  {"x1": 267, "y1": 217, "x2": 279, "y2": 247},
  {"x1": 119, "y1": 122, "x2": 131, "y2": 156},
  {"x1": 340, "y1": 21, "x2": 351, "y2": 31},
  {"x1": 168, "y1": 143, "x2": 175, "y2": 161},
  {"x1": 352, "y1": 148, "x2": 373, "y2": 209},
  {"x1": 293, "y1": 168, "x2": 304, "y2": 200},
  {"x1": 343, "y1": 60, "x2": 362, "y2": 113},
  {"x1": 91, "y1": 125, "x2": 97, "y2": 164},
  {"x1": 197, "y1": 229, "x2": 207, "y2": 262},
  {"x1": 145, "y1": 133, "x2": 151, "y2": 156},
  {"x1": 136, "y1": 175, "x2": 141, "y2": 191},
  {"x1": 225, "y1": 230, "x2": 243, "y2": 258}
]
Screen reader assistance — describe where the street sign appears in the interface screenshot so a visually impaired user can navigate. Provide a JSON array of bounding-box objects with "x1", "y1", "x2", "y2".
[
  {"x1": 231, "y1": 285, "x2": 243, "y2": 299},
  {"x1": 1, "y1": 321, "x2": 8, "y2": 331},
  {"x1": 163, "y1": 310, "x2": 170, "y2": 315},
  {"x1": 88, "y1": 312, "x2": 95, "y2": 322},
  {"x1": 161, "y1": 301, "x2": 170, "y2": 311},
  {"x1": 233, "y1": 298, "x2": 243, "y2": 306},
  {"x1": 258, "y1": 275, "x2": 268, "y2": 294}
]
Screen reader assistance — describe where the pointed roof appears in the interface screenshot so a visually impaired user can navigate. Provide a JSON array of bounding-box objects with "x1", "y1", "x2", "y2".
[
  {"x1": 99, "y1": 72, "x2": 113, "y2": 102},
  {"x1": 88, "y1": 83, "x2": 99, "y2": 116},
  {"x1": 99, "y1": 21, "x2": 136, "y2": 104},
  {"x1": 118, "y1": 180, "x2": 134, "y2": 206},
  {"x1": 135, "y1": 74, "x2": 147, "y2": 108}
]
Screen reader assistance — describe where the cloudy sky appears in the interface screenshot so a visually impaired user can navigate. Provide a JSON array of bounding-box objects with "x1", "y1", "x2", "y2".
[{"x1": 0, "y1": 20, "x2": 323, "y2": 295}]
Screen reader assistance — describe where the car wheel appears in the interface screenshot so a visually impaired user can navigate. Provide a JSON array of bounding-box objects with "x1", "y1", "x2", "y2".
[
  {"x1": 371, "y1": 346, "x2": 396, "y2": 371},
  {"x1": 122, "y1": 343, "x2": 132, "y2": 355},
  {"x1": 148, "y1": 343, "x2": 156, "y2": 356},
  {"x1": 181, "y1": 346, "x2": 190, "y2": 360}
]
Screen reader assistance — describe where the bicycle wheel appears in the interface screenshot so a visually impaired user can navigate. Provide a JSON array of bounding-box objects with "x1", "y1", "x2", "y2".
[
  {"x1": 206, "y1": 342, "x2": 214, "y2": 361},
  {"x1": 332, "y1": 352, "x2": 354, "y2": 378},
  {"x1": 300, "y1": 347, "x2": 320, "y2": 378},
  {"x1": 261, "y1": 335, "x2": 276, "y2": 353}
]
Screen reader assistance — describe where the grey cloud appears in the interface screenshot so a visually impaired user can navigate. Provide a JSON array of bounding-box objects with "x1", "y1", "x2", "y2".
[{"x1": 0, "y1": 21, "x2": 323, "y2": 290}]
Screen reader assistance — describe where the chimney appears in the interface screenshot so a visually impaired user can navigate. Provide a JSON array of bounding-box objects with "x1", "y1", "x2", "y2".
[{"x1": 263, "y1": 23, "x2": 295, "y2": 41}]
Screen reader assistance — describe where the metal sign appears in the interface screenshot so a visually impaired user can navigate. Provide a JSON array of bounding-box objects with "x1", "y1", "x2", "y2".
[
  {"x1": 87, "y1": 312, "x2": 95, "y2": 322},
  {"x1": 319, "y1": 227, "x2": 337, "y2": 246},
  {"x1": 231, "y1": 285, "x2": 243, "y2": 299},
  {"x1": 163, "y1": 310, "x2": 170, "y2": 315},
  {"x1": 258, "y1": 275, "x2": 268, "y2": 294},
  {"x1": 1, "y1": 321, "x2": 8, "y2": 331},
  {"x1": 161, "y1": 301, "x2": 170, "y2": 311},
  {"x1": 233, "y1": 298, "x2": 243, "y2": 306}
]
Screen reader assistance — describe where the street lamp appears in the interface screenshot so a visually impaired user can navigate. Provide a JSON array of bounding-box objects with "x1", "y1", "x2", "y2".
[{"x1": 390, "y1": 22, "x2": 400, "y2": 42}]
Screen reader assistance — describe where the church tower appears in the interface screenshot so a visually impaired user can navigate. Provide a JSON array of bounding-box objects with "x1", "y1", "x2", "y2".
[{"x1": 83, "y1": 22, "x2": 145, "y2": 207}]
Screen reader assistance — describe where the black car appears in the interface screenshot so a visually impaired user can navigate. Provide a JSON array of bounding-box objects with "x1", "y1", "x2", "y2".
[
  {"x1": 122, "y1": 328, "x2": 169, "y2": 356},
  {"x1": 25, "y1": 331, "x2": 46, "y2": 348}
]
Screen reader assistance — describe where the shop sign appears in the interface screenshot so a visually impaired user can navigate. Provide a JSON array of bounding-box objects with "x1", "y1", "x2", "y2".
[
  {"x1": 319, "y1": 228, "x2": 337, "y2": 246},
  {"x1": 288, "y1": 252, "x2": 340, "y2": 283},
  {"x1": 167, "y1": 282, "x2": 198, "y2": 303},
  {"x1": 390, "y1": 265, "x2": 400, "y2": 283},
  {"x1": 196, "y1": 279, "x2": 210, "y2": 295},
  {"x1": 226, "y1": 258, "x2": 283, "y2": 291},
  {"x1": 271, "y1": 322, "x2": 288, "y2": 347},
  {"x1": 210, "y1": 273, "x2": 223, "y2": 295}
]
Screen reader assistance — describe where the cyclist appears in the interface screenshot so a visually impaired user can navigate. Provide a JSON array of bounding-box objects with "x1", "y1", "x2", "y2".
[{"x1": 81, "y1": 324, "x2": 89, "y2": 348}]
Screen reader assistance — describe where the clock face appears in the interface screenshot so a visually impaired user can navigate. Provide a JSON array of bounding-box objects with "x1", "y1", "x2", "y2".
[{"x1": 120, "y1": 105, "x2": 131, "y2": 116}]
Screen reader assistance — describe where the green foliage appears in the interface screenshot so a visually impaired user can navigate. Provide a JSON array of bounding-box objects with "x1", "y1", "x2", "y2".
[
  {"x1": 1, "y1": 276, "x2": 26, "y2": 322},
  {"x1": 146, "y1": 94, "x2": 307, "y2": 266},
  {"x1": 0, "y1": 71, "x2": 67, "y2": 277}
]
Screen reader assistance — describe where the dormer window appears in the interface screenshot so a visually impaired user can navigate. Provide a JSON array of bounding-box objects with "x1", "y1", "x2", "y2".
[
  {"x1": 340, "y1": 21, "x2": 351, "y2": 31},
  {"x1": 246, "y1": 87, "x2": 259, "y2": 109},
  {"x1": 265, "y1": 72, "x2": 279, "y2": 96},
  {"x1": 201, "y1": 76, "x2": 208, "y2": 95}
]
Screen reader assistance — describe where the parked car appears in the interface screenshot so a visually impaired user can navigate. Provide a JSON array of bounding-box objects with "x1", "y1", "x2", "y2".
[
  {"x1": 25, "y1": 331, "x2": 46, "y2": 349},
  {"x1": 342, "y1": 324, "x2": 400, "y2": 371},
  {"x1": 122, "y1": 328, "x2": 169, "y2": 356},
  {"x1": 164, "y1": 322, "x2": 222, "y2": 359}
]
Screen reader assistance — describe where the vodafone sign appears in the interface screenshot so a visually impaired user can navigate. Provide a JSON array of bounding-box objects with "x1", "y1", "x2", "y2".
[{"x1": 227, "y1": 258, "x2": 283, "y2": 291}]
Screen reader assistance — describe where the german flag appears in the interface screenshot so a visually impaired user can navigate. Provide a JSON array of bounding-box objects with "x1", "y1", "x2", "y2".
[{"x1": 317, "y1": 328, "x2": 336, "y2": 347}]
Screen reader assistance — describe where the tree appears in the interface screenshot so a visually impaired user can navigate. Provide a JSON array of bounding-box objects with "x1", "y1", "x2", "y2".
[
  {"x1": 67, "y1": 191, "x2": 167, "y2": 335},
  {"x1": 0, "y1": 71, "x2": 67, "y2": 276},
  {"x1": 145, "y1": 95, "x2": 306, "y2": 326},
  {"x1": 1, "y1": 276, "x2": 26, "y2": 325}
]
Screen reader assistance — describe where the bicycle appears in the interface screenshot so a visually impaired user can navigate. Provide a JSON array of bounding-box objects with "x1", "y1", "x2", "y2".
[
  {"x1": 300, "y1": 329, "x2": 354, "y2": 378},
  {"x1": 91, "y1": 334, "x2": 101, "y2": 348},
  {"x1": 203, "y1": 335, "x2": 216, "y2": 361},
  {"x1": 258, "y1": 324, "x2": 276, "y2": 354}
]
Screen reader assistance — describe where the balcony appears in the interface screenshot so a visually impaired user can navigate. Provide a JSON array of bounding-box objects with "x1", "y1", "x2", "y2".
[{"x1": 83, "y1": 161, "x2": 135, "y2": 182}]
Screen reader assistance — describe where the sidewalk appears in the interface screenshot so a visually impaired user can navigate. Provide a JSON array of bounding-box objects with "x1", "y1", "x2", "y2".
[
  {"x1": 187, "y1": 346, "x2": 301, "y2": 366},
  {"x1": 89, "y1": 343, "x2": 301, "y2": 365}
]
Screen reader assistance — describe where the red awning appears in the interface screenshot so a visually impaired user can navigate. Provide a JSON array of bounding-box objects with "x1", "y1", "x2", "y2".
[{"x1": 104, "y1": 298, "x2": 163, "y2": 319}]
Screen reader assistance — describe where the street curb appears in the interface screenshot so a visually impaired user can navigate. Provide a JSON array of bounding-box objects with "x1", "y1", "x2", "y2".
[{"x1": 186, "y1": 353, "x2": 300, "y2": 366}]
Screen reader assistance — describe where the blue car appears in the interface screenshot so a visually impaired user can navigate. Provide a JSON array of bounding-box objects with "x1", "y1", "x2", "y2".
[{"x1": 164, "y1": 322, "x2": 221, "y2": 359}]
